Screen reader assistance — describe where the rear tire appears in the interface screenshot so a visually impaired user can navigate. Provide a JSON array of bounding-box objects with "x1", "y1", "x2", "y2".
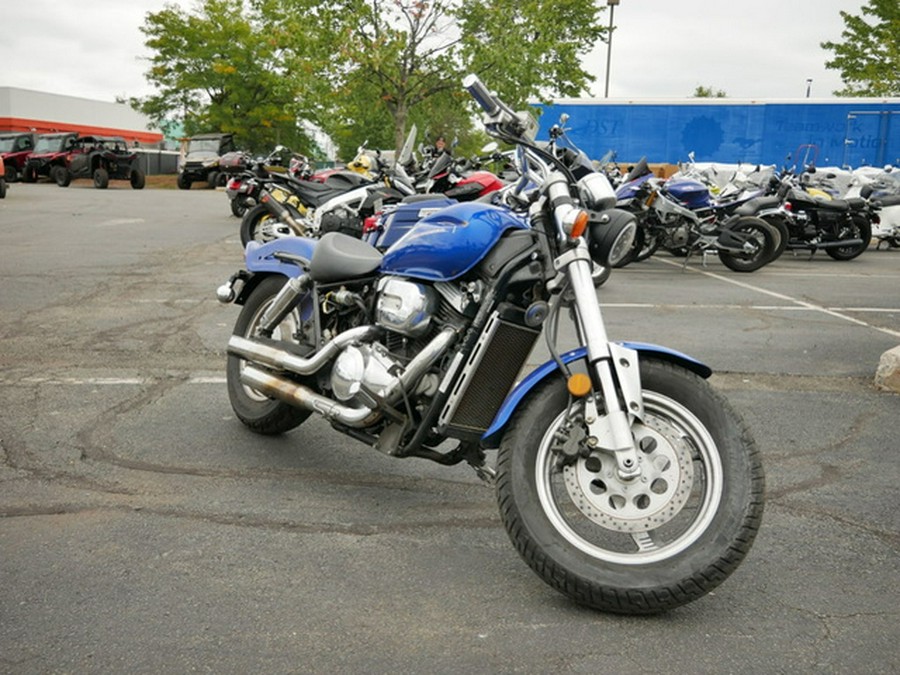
[
  {"x1": 826, "y1": 217, "x2": 871, "y2": 260},
  {"x1": 240, "y1": 203, "x2": 298, "y2": 246},
  {"x1": 93, "y1": 167, "x2": 110, "y2": 189},
  {"x1": 231, "y1": 196, "x2": 248, "y2": 218},
  {"x1": 130, "y1": 168, "x2": 146, "y2": 190},
  {"x1": 226, "y1": 275, "x2": 312, "y2": 435},
  {"x1": 718, "y1": 217, "x2": 778, "y2": 272},
  {"x1": 496, "y1": 358, "x2": 764, "y2": 614}
]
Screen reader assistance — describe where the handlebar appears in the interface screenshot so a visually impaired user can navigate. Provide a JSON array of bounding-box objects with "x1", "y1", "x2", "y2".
[{"x1": 462, "y1": 74, "x2": 500, "y2": 116}]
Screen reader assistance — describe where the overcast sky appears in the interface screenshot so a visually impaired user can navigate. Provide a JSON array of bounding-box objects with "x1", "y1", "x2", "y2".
[{"x1": 1, "y1": 0, "x2": 866, "y2": 104}]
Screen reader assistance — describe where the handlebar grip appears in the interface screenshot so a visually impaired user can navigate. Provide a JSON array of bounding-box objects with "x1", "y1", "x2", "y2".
[{"x1": 463, "y1": 74, "x2": 500, "y2": 116}]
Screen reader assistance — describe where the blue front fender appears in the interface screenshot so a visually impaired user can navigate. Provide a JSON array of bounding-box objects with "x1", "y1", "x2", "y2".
[{"x1": 479, "y1": 342, "x2": 712, "y2": 448}]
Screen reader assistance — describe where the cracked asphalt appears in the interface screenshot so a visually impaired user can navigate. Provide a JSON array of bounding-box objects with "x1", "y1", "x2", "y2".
[{"x1": 1, "y1": 182, "x2": 898, "y2": 673}]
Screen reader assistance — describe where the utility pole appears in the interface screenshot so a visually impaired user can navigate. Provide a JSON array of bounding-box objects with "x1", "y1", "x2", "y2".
[{"x1": 604, "y1": 0, "x2": 620, "y2": 99}]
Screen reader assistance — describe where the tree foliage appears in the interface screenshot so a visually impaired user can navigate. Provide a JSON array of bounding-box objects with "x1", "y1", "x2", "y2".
[
  {"x1": 692, "y1": 85, "x2": 727, "y2": 98},
  {"x1": 821, "y1": 0, "x2": 900, "y2": 97},
  {"x1": 138, "y1": 0, "x2": 608, "y2": 159},
  {"x1": 137, "y1": 0, "x2": 323, "y2": 153}
]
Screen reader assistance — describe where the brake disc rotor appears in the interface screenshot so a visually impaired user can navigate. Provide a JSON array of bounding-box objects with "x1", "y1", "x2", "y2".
[{"x1": 563, "y1": 416, "x2": 694, "y2": 532}]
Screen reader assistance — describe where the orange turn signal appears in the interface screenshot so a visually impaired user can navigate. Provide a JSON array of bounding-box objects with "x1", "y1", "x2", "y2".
[
  {"x1": 570, "y1": 210, "x2": 589, "y2": 238},
  {"x1": 567, "y1": 373, "x2": 592, "y2": 397}
]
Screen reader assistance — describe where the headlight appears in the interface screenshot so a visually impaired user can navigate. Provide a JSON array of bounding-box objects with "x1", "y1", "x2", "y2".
[
  {"x1": 577, "y1": 172, "x2": 616, "y2": 210},
  {"x1": 587, "y1": 208, "x2": 637, "y2": 267}
]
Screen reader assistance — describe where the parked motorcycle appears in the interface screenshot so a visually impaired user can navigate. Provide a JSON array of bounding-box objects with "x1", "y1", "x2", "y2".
[
  {"x1": 616, "y1": 158, "x2": 779, "y2": 271},
  {"x1": 848, "y1": 166, "x2": 900, "y2": 250},
  {"x1": 419, "y1": 143, "x2": 507, "y2": 200},
  {"x1": 216, "y1": 75, "x2": 764, "y2": 614},
  {"x1": 738, "y1": 167, "x2": 875, "y2": 261},
  {"x1": 224, "y1": 147, "x2": 313, "y2": 218},
  {"x1": 240, "y1": 139, "x2": 417, "y2": 246}
]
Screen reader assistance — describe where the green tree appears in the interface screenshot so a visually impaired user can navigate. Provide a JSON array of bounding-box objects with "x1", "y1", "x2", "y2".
[
  {"x1": 139, "y1": 0, "x2": 609, "y2": 159},
  {"x1": 821, "y1": 0, "x2": 900, "y2": 97},
  {"x1": 457, "y1": 0, "x2": 605, "y2": 106},
  {"x1": 692, "y1": 85, "x2": 727, "y2": 98},
  {"x1": 296, "y1": 0, "x2": 607, "y2": 157},
  {"x1": 137, "y1": 0, "x2": 317, "y2": 153}
]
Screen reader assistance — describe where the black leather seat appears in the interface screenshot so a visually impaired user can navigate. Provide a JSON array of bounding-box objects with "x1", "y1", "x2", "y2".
[{"x1": 308, "y1": 232, "x2": 382, "y2": 283}]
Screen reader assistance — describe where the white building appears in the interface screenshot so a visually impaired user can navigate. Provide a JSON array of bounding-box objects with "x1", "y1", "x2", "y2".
[{"x1": 0, "y1": 86, "x2": 163, "y2": 147}]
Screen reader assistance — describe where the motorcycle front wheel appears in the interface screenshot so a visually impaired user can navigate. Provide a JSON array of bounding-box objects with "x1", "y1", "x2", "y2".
[
  {"x1": 496, "y1": 357, "x2": 764, "y2": 614},
  {"x1": 226, "y1": 275, "x2": 312, "y2": 435}
]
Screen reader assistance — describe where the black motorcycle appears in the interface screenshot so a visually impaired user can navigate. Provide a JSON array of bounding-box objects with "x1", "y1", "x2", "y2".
[{"x1": 737, "y1": 168, "x2": 875, "y2": 262}]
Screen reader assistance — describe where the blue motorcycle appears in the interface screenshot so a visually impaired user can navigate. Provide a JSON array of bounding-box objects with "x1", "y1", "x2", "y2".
[
  {"x1": 615, "y1": 158, "x2": 779, "y2": 270},
  {"x1": 216, "y1": 76, "x2": 764, "y2": 614}
]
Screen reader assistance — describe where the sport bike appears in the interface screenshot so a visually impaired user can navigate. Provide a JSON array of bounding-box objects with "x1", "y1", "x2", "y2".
[{"x1": 216, "y1": 75, "x2": 764, "y2": 614}]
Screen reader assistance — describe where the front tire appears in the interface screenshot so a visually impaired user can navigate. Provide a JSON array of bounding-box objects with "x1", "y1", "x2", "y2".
[
  {"x1": 496, "y1": 358, "x2": 764, "y2": 614},
  {"x1": 226, "y1": 275, "x2": 312, "y2": 435},
  {"x1": 54, "y1": 166, "x2": 72, "y2": 187}
]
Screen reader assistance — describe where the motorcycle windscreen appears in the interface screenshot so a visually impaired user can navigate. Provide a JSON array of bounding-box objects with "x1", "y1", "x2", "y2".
[{"x1": 381, "y1": 202, "x2": 527, "y2": 281}]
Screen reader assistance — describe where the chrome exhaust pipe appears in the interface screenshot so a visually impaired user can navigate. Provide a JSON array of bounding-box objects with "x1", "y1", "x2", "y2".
[
  {"x1": 227, "y1": 326, "x2": 380, "y2": 376},
  {"x1": 233, "y1": 325, "x2": 458, "y2": 428},
  {"x1": 240, "y1": 365, "x2": 377, "y2": 427}
]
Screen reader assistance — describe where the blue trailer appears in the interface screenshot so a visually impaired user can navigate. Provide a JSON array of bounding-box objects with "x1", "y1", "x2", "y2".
[{"x1": 536, "y1": 98, "x2": 900, "y2": 168}]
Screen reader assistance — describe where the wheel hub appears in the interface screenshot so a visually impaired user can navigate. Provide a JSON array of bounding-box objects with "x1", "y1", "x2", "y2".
[{"x1": 563, "y1": 416, "x2": 694, "y2": 532}]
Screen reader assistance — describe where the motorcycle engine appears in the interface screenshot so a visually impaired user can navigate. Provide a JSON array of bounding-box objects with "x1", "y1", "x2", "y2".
[
  {"x1": 331, "y1": 342, "x2": 401, "y2": 402},
  {"x1": 669, "y1": 224, "x2": 690, "y2": 246},
  {"x1": 330, "y1": 278, "x2": 440, "y2": 405}
]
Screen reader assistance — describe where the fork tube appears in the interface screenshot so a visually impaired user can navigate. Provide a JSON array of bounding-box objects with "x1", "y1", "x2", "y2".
[
  {"x1": 565, "y1": 247, "x2": 641, "y2": 477},
  {"x1": 565, "y1": 252, "x2": 623, "y2": 409}
]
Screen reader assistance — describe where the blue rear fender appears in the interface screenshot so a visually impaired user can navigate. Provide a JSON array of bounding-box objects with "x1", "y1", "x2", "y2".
[
  {"x1": 244, "y1": 237, "x2": 318, "y2": 275},
  {"x1": 480, "y1": 342, "x2": 712, "y2": 448},
  {"x1": 233, "y1": 237, "x2": 318, "y2": 306}
]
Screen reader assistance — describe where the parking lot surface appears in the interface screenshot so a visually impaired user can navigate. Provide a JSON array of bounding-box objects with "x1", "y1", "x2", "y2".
[{"x1": 1, "y1": 182, "x2": 899, "y2": 673}]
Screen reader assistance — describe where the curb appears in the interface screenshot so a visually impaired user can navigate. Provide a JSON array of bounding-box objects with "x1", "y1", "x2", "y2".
[{"x1": 875, "y1": 345, "x2": 900, "y2": 393}]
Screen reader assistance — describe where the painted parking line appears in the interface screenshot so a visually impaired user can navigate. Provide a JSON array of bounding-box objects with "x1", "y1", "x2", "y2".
[
  {"x1": 655, "y1": 258, "x2": 900, "y2": 339},
  {"x1": 1, "y1": 376, "x2": 227, "y2": 386},
  {"x1": 603, "y1": 303, "x2": 900, "y2": 312}
]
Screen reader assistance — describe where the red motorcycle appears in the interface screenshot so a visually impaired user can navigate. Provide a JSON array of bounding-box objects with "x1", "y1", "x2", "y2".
[{"x1": 423, "y1": 149, "x2": 505, "y2": 201}]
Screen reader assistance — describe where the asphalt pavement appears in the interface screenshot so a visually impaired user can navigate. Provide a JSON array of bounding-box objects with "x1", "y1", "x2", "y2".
[{"x1": 1, "y1": 181, "x2": 898, "y2": 674}]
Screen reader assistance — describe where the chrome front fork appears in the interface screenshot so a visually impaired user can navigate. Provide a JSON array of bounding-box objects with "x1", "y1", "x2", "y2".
[{"x1": 556, "y1": 243, "x2": 644, "y2": 479}]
